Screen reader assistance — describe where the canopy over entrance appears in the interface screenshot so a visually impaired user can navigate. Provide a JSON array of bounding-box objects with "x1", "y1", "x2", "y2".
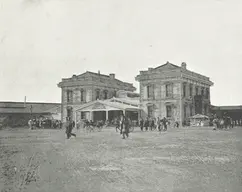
[{"x1": 73, "y1": 98, "x2": 141, "y2": 123}]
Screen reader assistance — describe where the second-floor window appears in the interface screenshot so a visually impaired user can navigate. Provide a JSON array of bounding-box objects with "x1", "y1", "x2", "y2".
[
  {"x1": 96, "y1": 89, "x2": 100, "y2": 100},
  {"x1": 195, "y1": 87, "x2": 199, "y2": 95},
  {"x1": 67, "y1": 90, "x2": 73, "y2": 103},
  {"x1": 206, "y1": 88, "x2": 209, "y2": 99},
  {"x1": 165, "y1": 84, "x2": 173, "y2": 97},
  {"x1": 189, "y1": 84, "x2": 193, "y2": 97},
  {"x1": 201, "y1": 88, "x2": 204, "y2": 96},
  {"x1": 147, "y1": 85, "x2": 154, "y2": 99},
  {"x1": 103, "y1": 90, "x2": 108, "y2": 100},
  {"x1": 183, "y1": 83, "x2": 186, "y2": 97},
  {"x1": 80, "y1": 89, "x2": 85, "y2": 102}
]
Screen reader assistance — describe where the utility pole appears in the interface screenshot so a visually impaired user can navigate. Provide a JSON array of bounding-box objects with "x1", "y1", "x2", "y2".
[{"x1": 180, "y1": 73, "x2": 183, "y2": 128}]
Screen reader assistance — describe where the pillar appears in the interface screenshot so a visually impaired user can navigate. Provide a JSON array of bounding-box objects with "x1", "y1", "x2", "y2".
[
  {"x1": 123, "y1": 110, "x2": 125, "y2": 116},
  {"x1": 106, "y1": 110, "x2": 109, "y2": 121}
]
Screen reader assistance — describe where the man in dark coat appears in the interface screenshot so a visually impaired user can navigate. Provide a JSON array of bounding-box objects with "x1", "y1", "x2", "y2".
[
  {"x1": 140, "y1": 118, "x2": 144, "y2": 131},
  {"x1": 122, "y1": 116, "x2": 129, "y2": 139},
  {"x1": 66, "y1": 117, "x2": 76, "y2": 139}
]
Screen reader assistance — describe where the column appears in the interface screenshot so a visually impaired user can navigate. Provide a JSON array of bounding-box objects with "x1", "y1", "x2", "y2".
[
  {"x1": 106, "y1": 110, "x2": 109, "y2": 121},
  {"x1": 123, "y1": 110, "x2": 125, "y2": 116},
  {"x1": 74, "y1": 111, "x2": 77, "y2": 128},
  {"x1": 89, "y1": 111, "x2": 93, "y2": 121}
]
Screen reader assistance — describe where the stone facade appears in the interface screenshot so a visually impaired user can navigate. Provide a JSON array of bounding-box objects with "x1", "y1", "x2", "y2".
[
  {"x1": 135, "y1": 62, "x2": 214, "y2": 125},
  {"x1": 58, "y1": 71, "x2": 136, "y2": 122}
]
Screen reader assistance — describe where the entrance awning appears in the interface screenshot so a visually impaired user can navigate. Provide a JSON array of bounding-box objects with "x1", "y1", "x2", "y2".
[{"x1": 74, "y1": 99, "x2": 141, "y2": 112}]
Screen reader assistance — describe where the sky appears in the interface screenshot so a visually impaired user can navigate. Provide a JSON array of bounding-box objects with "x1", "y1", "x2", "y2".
[{"x1": 0, "y1": 0, "x2": 242, "y2": 106}]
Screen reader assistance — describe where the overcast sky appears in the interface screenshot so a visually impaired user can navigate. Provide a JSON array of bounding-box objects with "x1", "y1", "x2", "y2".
[{"x1": 0, "y1": 0, "x2": 242, "y2": 105}]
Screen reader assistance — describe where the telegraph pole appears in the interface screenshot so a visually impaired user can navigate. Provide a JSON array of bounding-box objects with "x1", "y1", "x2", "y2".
[{"x1": 180, "y1": 73, "x2": 183, "y2": 128}]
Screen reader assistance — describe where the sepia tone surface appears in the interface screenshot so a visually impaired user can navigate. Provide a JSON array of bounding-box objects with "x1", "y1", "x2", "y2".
[{"x1": 1, "y1": 127, "x2": 242, "y2": 192}]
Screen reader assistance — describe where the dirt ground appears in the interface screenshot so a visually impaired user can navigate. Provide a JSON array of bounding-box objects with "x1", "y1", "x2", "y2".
[{"x1": 0, "y1": 126, "x2": 242, "y2": 192}]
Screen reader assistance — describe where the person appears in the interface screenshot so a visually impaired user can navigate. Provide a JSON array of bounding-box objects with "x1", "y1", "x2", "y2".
[
  {"x1": 140, "y1": 118, "x2": 144, "y2": 131},
  {"x1": 157, "y1": 117, "x2": 161, "y2": 132},
  {"x1": 28, "y1": 119, "x2": 33, "y2": 130},
  {"x1": 66, "y1": 117, "x2": 76, "y2": 139},
  {"x1": 162, "y1": 117, "x2": 168, "y2": 131},
  {"x1": 120, "y1": 114, "x2": 125, "y2": 134},
  {"x1": 144, "y1": 117, "x2": 149, "y2": 131},
  {"x1": 122, "y1": 116, "x2": 129, "y2": 139}
]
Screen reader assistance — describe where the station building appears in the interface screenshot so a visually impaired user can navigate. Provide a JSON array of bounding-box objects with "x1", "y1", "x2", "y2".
[{"x1": 135, "y1": 62, "x2": 214, "y2": 125}]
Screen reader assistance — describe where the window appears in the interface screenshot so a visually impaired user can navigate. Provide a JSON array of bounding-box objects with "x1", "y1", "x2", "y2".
[
  {"x1": 206, "y1": 88, "x2": 209, "y2": 99},
  {"x1": 184, "y1": 105, "x2": 187, "y2": 118},
  {"x1": 148, "y1": 106, "x2": 153, "y2": 117},
  {"x1": 96, "y1": 89, "x2": 100, "y2": 100},
  {"x1": 147, "y1": 85, "x2": 154, "y2": 99},
  {"x1": 165, "y1": 84, "x2": 173, "y2": 97},
  {"x1": 195, "y1": 87, "x2": 198, "y2": 95},
  {"x1": 103, "y1": 90, "x2": 108, "y2": 100},
  {"x1": 166, "y1": 105, "x2": 172, "y2": 118},
  {"x1": 67, "y1": 90, "x2": 73, "y2": 103},
  {"x1": 80, "y1": 89, "x2": 85, "y2": 102},
  {"x1": 189, "y1": 84, "x2": 193, "y2": 97},
  {"x1": 183, "y1": 83, "x2": 186, "y2": 97},
  {"x1": 190, "y1": 105, "x2": 193, "y2": 116},
  {"x1": 67, "y1": 108, "x2": 72, "y2": 118},
  {"x1": 201, "y1": 88, "x2": 204, "y2": 96}
]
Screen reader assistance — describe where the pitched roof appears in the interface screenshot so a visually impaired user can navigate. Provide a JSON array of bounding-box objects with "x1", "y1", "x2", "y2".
[
  {"x1": 0, "y1": 102, "x2": 61, "y2": 114},
  {"x1": 154, "y1": 62, "x2": 180, "y2": 70},
  {"x1": 211, "y1": 105, "x2": 242, "y2": 110}
]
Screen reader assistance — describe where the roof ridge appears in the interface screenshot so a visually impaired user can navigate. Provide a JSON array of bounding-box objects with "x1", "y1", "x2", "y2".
[{"x1": 154, "y1": 62, "x2": 180, "y2": 70}]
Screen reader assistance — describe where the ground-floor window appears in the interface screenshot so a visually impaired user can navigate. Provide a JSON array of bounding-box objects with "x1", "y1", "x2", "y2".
[
  {"x1": 166, "y1": 105, "x2": 172, "y2": 118},
  {"x1": 147, "y1": 106, "x2": 153, "y2": 117},
  {"x1": 190, "y1": 105, "x2": 193, "y2": 117}
]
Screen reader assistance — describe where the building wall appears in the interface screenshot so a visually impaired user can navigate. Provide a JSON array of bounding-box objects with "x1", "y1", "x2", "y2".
[
  {"x1": 137, "y1": 65, "x2": 212, "y2": 125},
  {"x1": 60, "y1": 82, "x2": 135, "y2": 122}
]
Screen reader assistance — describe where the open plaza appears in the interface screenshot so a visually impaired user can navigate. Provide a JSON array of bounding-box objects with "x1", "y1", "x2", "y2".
[{"x1": 1, "y1": 126, "x2": 242, "y2": 192}]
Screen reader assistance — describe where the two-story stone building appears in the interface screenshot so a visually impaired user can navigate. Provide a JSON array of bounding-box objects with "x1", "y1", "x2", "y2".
[
  {"x1": 135, "y1": 62, "x2": 214, "y2": 125},
  {"x1": 57, "y1": 71, "x2": 136, "y2": 122}
]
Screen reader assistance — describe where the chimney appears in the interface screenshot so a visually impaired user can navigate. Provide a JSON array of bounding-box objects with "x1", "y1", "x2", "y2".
[
  {"x1": 181, "y1": 62, "x2": 187, "y2": 69},
  {"x1": 98, "y1": 70, "x2": 100, "y2": 74},
  {"x1": 109, "y1": 73, "x2": 115, "y2": 79},
  {"x1": 148, "y1": 68, "x2": 153, "y2": 71},
  {"x1": 24, "y1": 96, "x2": 26, "y2": 108}
]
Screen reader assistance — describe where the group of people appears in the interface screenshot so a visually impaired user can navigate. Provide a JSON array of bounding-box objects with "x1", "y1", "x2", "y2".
[
  {"x1": 212, "y1": 115, "x2": 242, "y2": 130},
  {"x1": 28, "y1": 118, "x2": 62, "y2": 130},
  {"x1": 139, "y1": 117, "x2": 175, "y2": 132}
]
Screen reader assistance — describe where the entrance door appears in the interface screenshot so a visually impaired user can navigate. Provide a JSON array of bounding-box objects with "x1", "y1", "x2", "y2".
[{"x1": 93, "y1": 111, "x2": 106, "y2": 122}]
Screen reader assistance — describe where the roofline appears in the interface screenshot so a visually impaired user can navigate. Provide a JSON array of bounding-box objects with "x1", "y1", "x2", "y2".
[{"x1": 0, "y1": 101, "x2": 61, "y2": 105}]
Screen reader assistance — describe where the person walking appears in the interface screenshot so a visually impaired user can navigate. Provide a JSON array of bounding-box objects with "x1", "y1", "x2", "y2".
[
  {"x1": 122, "y1": 116, "x2": 129, "y2": 139},
  {"x1": 66, "y1": 117, "x2": 76, "y2": 139},
  {"x1": 140, "y1": 118, "x2": 144, "y2": 131},
  {"x1": 144, "y1": 117, "x2": 149, "y2": 131},
  {"x1": 162, "y1": 117, "x2": 168, "y2": 131},
  {"x1": 157, "y1": 117, "x2": 161, "y2": 132}
]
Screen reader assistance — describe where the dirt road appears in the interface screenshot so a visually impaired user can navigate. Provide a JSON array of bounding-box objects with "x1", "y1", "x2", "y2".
[{"x1": 0, "y1": 127, "x2": 242, "y2": 192}]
